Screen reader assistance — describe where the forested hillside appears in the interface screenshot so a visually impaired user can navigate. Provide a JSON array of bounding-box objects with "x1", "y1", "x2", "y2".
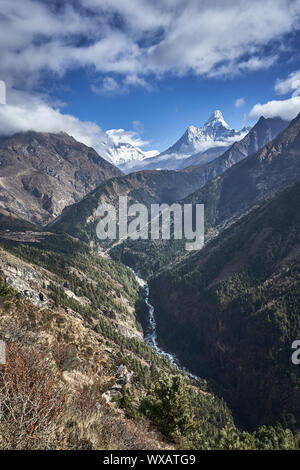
[{"x1": 150, "y1": 180, "x2": 300, "y2": 430}]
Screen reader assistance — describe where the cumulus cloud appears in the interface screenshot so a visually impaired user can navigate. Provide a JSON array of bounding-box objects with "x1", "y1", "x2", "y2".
[
  {"x1": 1, "y1": 0, "x2": 300, "y2": 152},
  {"x1": 0, "y1": 88, "x2": 151, "y2": 158},
  {"x1": 208, "y1": 55, "x2": 278, "y2": 78},
  {"x1": 248, "y1": 68, "x2": 300, "y2": 121},
  {"x1": 106, "y1": 128, "x2": 149, "y2": 148},
  {"x1": 247, "y1": 96, "x2": 300, "y2": 121},
  {"x1": 1, "y1": 0, "x2": 300, "y2": 89},
  {"x1": 0, "y1": 89, "x2": 105, "y2": 143},
  {"x1": 235, "y1": 98, "x2": 245, "y2": 108},
  {"x1": 275, "y1": 69, "x2": 300, "y2": 97}
]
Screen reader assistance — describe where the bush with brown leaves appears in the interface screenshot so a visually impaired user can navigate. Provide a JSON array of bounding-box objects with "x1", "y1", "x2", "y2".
[{"x1": 0, "y1": 343, "x2": 66, "y2": 449}]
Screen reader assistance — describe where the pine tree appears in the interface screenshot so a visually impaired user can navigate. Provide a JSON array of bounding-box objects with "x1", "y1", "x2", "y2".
[{"x1": 140, "y1": 375, "x2": 194, "y2": 442}]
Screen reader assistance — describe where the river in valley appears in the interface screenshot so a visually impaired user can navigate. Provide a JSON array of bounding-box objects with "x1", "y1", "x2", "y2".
[{"x1": 129, "y1": 268, "x2": 198, "y2": 381}]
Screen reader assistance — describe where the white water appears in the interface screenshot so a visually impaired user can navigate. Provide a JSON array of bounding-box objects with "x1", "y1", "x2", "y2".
[{"x1": 130, "y1": 268, "x2": 198, "y2": 380}]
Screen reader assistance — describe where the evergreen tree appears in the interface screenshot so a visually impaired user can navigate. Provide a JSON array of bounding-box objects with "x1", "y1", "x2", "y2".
[{"x1": 140, "y1": 375, "x2": 194, "y2": 442}]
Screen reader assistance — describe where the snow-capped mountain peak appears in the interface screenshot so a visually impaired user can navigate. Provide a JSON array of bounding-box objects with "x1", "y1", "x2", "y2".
[
  {"x1": 97, "y1": 110, "x2": 251, "y2": 173},
  {"x1": 204, "y1": 110, "x2": 231, "y2": 131},
  {"x1": 95, "y1": 130, "x2": 159, "y2": 167},
  {"x1": 160, "y1": 110, "x2": 250, "y2": 157},
  {"x1": 103, "y1": 142, "x2": 146, "y2": 165}
]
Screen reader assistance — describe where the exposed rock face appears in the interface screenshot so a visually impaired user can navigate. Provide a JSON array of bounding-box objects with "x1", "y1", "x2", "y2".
[
  {"x1": 104, "y1": 364, "x2": 135, "y2": 400},
  {"x1": 184, "y1": 113, "x2": 300, "y2": 236},
  {"x1": 183, "y1": 116, "x2": 289, "y2": 185},
  {"x1": 0, "y1": 251, "x2": 49, "y2": 307},
  {"x1": 0, "y1": 131, "x2": 123, "y2": 225}
]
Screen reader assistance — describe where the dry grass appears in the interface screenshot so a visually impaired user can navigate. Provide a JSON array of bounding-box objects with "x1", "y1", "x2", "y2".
[
  {"x1": 0, "y1": 337, "x2": 166, "y2": 450},
  {"x1": 0, "y1": 276, "x2": 168, "y2": 450}
]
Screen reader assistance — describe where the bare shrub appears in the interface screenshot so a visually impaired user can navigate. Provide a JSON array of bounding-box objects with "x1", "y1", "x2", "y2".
[
  {"x1": 0, "y1": 343, "x2": 164, "y2": 450},
  {"x1": 0, "y1": 343, "x2": 66, "y2": 449},
  {"x1": 59, "y1": 382, "x2": 164, "y2": 450},
  {"x1": 52, "y1": 342, "x2": 80, "y2": 371}
]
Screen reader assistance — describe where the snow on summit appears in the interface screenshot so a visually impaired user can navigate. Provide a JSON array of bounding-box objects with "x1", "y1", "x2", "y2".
[
  {"x1": 161, "y1": 110, "x2": 249, "y2": 158},
  {"x1": 101, "y1": 111, "x2": 250, "y2": 173}
]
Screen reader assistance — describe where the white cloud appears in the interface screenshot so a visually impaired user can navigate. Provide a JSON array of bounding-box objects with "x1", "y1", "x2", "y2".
[
  {"x1": 91, "y1": 77, "x2": 125, "y2": 96},
  {"x1": 0, "y1": 89, "x2": 106, "y2": 145},
  {"x1": 247, "y1": 96, "x2": 300, "y2": 121},
  {"x1": 106, "y1": 128, "x2": 149, "y2": 148},
  {"x1": 248, "y1": 68, "x2": 300, "y2": 121},
  {"x1": 1, "y1": 0, "x2": 300, "y2": 153},
  {"x1": 91, "y1": 75, "x2": 151, "y2": 96},
  {"x1": 235, "y1": 97, "x2": 245, "y2": 108},
  {"x1": 208, "y1": 55, "x2": 278, "y2": 78},
  {"x1": 0, "y1": 88, "x2": 152, "y2": 158},
  {"x1": 275, "y1": 69, "x2": 300, "y2": 97},
  {"x1": 1, "y1": 0, "x2": 300, "y2": 89}
]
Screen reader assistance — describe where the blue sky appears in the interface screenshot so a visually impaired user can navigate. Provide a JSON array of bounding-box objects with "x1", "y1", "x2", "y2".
[
  {"x1": 0, "y1": 0, "x2": 300, "y2": 154},
  {"x1": 51, "y1": 58, "x2": 300, "y2": 152}
]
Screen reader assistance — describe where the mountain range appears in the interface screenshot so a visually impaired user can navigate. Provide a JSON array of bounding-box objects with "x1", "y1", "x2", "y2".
[
  {"x1": 48, "y1": 114, "x2": 287, "y2": 249},
  {"x1": 111, "y1": 112, "x2": 300, "y2": 430},
  {"x1": 150, "y1": 177, "x2": 300, "y2": 430},
  {"x1": 122, "y1": 110, "x2": 251, "y2": 172},
  {"x1": 0, "y1": 107, "x2": 299, "y2": 450},
  {"x1": 106, "y1": 115, "x2": 290, "y2": 275}
]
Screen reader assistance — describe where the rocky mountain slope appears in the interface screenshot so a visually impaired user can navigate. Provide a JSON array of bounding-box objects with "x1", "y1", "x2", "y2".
[
  {"x1": 185, "y1": 113, "x2": 300, "y2": 236},
  {"x1": 0, "y1": 121, "x2": 299, "y2": 448},
  {"x1": 0, "y1": 241, "x2": 170, "y2": 449},
  {"x1": 0, "y1": 224, "x2": 297, "y2": 449},
  {"x1": 49, "y1": 167, "x2": 217, "y2": 244},
  {"x1": 0, "y1": 131, "x2": 123, "y2": 225},
  {"x1": 0, "y1": 208, "x2": 38, "y2": 231},
  {"x1": 179, "y1": 145, "x2": 229, "y2": 170},
  {"x1": 183, "y1": 115, "x2": 288, "y2": 178}
]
